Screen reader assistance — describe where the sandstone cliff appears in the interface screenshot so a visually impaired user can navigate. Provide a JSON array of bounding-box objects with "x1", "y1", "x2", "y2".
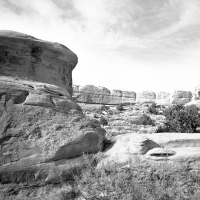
[
  {"x1": 0, "y1": 31, "x2": 105, "y2": 197},
  {"x1": 0, "y1": 30, "x2": 77, "y2": 95}
]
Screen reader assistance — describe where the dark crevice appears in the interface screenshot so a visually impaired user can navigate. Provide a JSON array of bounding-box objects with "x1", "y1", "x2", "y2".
[
  {"x1": 150, "y1": 153, "x2": 175, "y2": 157},
  {"x1": 13, "y1": 91, "x2": 29, "y2": 104}
]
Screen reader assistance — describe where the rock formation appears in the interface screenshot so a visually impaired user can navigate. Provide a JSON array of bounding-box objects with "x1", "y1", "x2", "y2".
[
  {"x1": 0, "y1": 30, "x2": 77, "y2": 95},
  {"x1": 73, "y1": 84, "x2": 136, "y2": 105},
  {"x1": 0, "y1": 31, "x2": 105, "y2": 196},
  {"x1": 171, "y1": 90, "x2": 192, "y2": 105},
  {"x1": 136, "y1": 91, "x2": 156, "y2": 103},
  {"x1": 98, "y1": 133, "x2": 200, "y2": 171}
]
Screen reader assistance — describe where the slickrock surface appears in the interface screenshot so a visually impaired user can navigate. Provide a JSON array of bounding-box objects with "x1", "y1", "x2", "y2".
[
  {"x1": 98, "y1": 133, "x2": 200, "y2": 171},
  {"x1": 171, "y1": 90, "x2": 192, "y2": 105},
  {"x1": 0, "y1": 30, "x2": 77, "y2": 95}
]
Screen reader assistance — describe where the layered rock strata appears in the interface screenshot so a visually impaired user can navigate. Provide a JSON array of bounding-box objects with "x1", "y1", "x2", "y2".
[
  {"x1": 0, "y1": 30, "x2": 77, "y2": 95},
  {"x1": 0, "y1": 31, "x2": 105, "y2": 196},
  {"x1": 73, "y1": 85, "x2": 183, "y2": 105},
  {"x1": 73, "y1": 85, "x2": 136, "y2": 105}
]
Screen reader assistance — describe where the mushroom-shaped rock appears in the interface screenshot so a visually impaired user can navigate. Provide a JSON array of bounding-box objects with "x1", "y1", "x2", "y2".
[{"x1": 0, "y1": 30, "x2": 77, "y2": 95}]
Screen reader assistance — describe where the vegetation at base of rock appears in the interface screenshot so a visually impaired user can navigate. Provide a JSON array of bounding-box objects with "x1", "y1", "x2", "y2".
[
  {"x1": 116, "y1": 104, "x2": 124, "y2": 111},
  {"x1": 22, "y1": 155, "x2": 200, "y2": 200},
  {"x1": 162, "y1": 104, "x2": 200, "y2": 133},
  {"x1": 132, "y1": 114, "x2": 155, "y2": 126},
  {"x1": 100, "y1": 116, "x2": 108, "y2": 126},
  {"x1": 148, "y1": 102, "x2": 159, "y2": 115},
  {"x1": 100, "y1": 105, "x2": 109, "y2": 111}
]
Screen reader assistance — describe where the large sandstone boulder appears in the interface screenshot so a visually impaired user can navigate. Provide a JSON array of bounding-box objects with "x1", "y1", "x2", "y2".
[
  {"x1": 171, "y1": 90, "x2": 192, "y2": 105},
  {"x1": 0, "y1": 77, "x2": 105, "y2": 183},
  {"x1": 156, "y1": 92, "x2": 170, "y2": 104},
  {"x1": 137, "y1": 91, "x2": 156, "y2": 103},
  {"x1": 0, "y1": 30, "x2": 77, "y2": 95},
  {"x1": 0, "y1": 31, "x2": 106, "y2": 197}
]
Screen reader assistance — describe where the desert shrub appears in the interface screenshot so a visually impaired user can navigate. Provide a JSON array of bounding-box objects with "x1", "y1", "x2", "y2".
[
  {"x1": 100, "y1": 105, "x2": 109, "y2": 111},
  {"x1": 148, "y1": 102, "x2": 159, "y2": 115},
  {"x1": 100, "y1": 116, "x2": 108, "y2": 126},
  {"x1": 75, "y1": 155, "x2": 200, "y2": 200},
  {"x1": 133, "y1": 114, "x2": 155, "y2": 126},
  {"x1": 116, "y1": 104, "x2": 124, "y2": 111},
  {"x1": 163, "y1": 104, "x2": 200, "y2": 133}
]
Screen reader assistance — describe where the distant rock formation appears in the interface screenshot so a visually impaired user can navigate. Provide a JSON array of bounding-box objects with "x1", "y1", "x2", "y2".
[
  {"x1": 171, "y1": 90, "x2": 192, "y2": 105},
  {"x1": 136, "y1": 91, "x2": 156, "y2": 103},
  {"x1": 0, "y1": 30, "x2": 77, "y2": 95},
  {"x1": 73, "y1": 84, "x2": 136, "y2": 105},
  {"x1": 73, "y1": 85, "x2": 194, "y2": 105}
]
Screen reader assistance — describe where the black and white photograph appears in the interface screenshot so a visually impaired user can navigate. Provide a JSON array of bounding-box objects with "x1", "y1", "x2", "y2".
[{"x1": 1, "y1": 0, "x2": 200, "y2": 199}]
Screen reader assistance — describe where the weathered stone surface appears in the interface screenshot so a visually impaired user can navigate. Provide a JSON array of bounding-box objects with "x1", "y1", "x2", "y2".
[
  {"x1": 79, "y1": 85, "x2": 99, "y2": 94},
  {"x1": 97, "y1": 86, "x2": 111, "y2": 95},
  {"x1": 137, "y1": 91, "x2": 156, "y2": 103},
  {"x1": 171, "y1": 90, "x2": 192, "y2": 105},
  {"x1": 98, "y1": 133, "x2": 200, "y2": 169},
  {"x1": 122, "y1": 90, "x2": 136, "y2": 98},
  {"x1": 99, "y1": 134, "x2": 160, "y2": 165},
  {"x1": 0, "y1": 30, "x2": 77, "y2": 95},
  {"x1": 156, "y1": 92, "x2": 170, "y2": 104},
  {"x1": 73, "y1": 85, "x2": 136, "y2": 105},
  {"x1": 0, "y1": 77, "x2": 105, "y2": 168}
]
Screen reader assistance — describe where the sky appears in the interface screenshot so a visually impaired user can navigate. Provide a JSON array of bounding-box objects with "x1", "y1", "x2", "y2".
[{"x1": 0, "y1": 0, "x2": 200, "y2": 93}]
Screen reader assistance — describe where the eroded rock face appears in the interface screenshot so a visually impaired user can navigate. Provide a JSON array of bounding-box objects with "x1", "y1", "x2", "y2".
[
  {"x1": 137, "y1": 91, "x2": 156, "y2": 103},
  {"x1": 0, "y1": 77, "x2": 105, "y2": 183},
  {"x1": 171, "y1": 90, "x2": 192, "y2": 105},
  {"x1": 0, "y1": 30, "x2": 77, "y2": 95},
  {"x1": 73, "y1": 85, "x2": 136, "y2": 105}
]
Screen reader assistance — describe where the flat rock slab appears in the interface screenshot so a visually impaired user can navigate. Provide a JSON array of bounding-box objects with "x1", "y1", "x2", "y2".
[{"x1": 98, "y1": 133, "x2": 200, "y2": 170}]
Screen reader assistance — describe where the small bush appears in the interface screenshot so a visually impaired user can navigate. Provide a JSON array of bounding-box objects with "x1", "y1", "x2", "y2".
[
  {"x1": 100, "y1": 105, "x2": 109, "y2": 111},
  {"x1": 100, "y1": 116, "x2": 108, "y2": 126},
  {"x1": 135, "y1": 114, "x2": 155, "y2": 126},
  {"x1": 163, "y1": 104, "x2": 200, "y2": 133},
  {"x1": 148, "y1": 102, "x2": 159, "y2": 115},
  {"x1": 116, "y1": 104, "x2": 124, "y2": 111}
]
